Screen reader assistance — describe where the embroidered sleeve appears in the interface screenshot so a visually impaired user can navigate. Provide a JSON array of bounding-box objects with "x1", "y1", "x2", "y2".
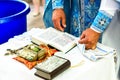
[
  {"x1": 91, "y1": 0, "x2": 119, "y2": 33},
  {"x1": 91, "y1": 11, "x2": 112, "y2": 33},
  {"x1": 52, "y1": 0, "x2": 64, "y2": 9}
]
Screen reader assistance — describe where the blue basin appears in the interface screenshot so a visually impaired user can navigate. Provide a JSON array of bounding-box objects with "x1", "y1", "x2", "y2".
[{"x1": 0, "y1": 0, "x2": 30, "y2": 44}]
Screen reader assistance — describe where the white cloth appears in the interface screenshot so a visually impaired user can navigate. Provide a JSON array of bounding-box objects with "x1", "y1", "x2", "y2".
[
  {"x1": 100, "y1": 0, "x2": 119, "y2": 16},
  {"x1": 0, "y1": 28, "x2": 117, "y2": 80},
  {"x1": 102, "y1": 10, "x2": 120, "y2": 79}
]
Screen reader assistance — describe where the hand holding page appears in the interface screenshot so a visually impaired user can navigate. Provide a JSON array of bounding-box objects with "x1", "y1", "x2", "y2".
[{"x1": 31, "y1": 27, "x2": 77, "y2": 53}]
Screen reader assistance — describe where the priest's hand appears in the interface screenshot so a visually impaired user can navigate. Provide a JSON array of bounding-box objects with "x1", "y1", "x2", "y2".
[
  {"x1": 52, "y1": 8, "x2": 66, "y2": 31},
  {"x1": 78, "y1": 28, "x2": 100, "y2": 50}
]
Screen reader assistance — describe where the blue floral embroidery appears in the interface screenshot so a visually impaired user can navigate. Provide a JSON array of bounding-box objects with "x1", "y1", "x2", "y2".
[
  {"x1": 70, "y1": 0, "x2": 100, "y2": 37},
  {"x1": 85, "y1": 1, "x2": 98, "y2": 18},
  {"x1": 84, "y1": 0, "x2": 100, "y2": 29},
  {"x1": 70, "y1": 0, "x2": 81, "y2": 37}
]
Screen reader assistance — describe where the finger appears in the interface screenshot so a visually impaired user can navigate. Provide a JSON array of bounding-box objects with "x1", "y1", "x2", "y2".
[
  {"x1": 79, "y1": 37, "x2": 89, "y2": 44},
  {"x1": 54, "y1": 19, "x2": 64, "y2": 31},
  {"x1": 85, "y1": 43, "x2": 96, "y2": 50},
  {"x1": 52, "y1": 18, "x2": 58, "y2": 29},
  {"x1": 57, "y1": 21, "x2": 64, "y2": 31},
  {"x1": 61, "y1": 17, "x2": 66, "y2": 28},
  {"x1": 91, "y1": 44, "x2": 97, "y2": 50},
  {"x1": 91, "y1": 45, "x2": 96, "y2": 50},
  {"x1": 80, "y1": 33, "x2": 85, "y2": 40},
  {"x1": 85, "y1": 44, "x2": 91, "y2": 50}
]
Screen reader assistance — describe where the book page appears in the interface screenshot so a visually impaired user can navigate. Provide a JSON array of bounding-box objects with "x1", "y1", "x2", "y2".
[
  {"x1": 31, "y1": 27, "x2": 77, "y2": 52},
  {"x1": 37, "y1": 28, "x2": 61, "y2": 42},
  {"x1": 49, "y1": 32, "x2": 77, "y2": 52},
  {"x1": 51, "y1": 33, "x2": 76, "y2": 47}
]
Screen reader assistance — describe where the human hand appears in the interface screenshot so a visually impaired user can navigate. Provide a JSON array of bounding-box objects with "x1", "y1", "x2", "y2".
[
  {"x1": 52, "y1": 9, "x2": 66, "y2": 31},
  {"x1": 78, "y1": 28, "x2": 100, "y2": 50}
]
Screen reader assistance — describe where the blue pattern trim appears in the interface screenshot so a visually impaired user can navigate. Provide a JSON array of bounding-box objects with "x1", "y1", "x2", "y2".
[
  {"x1": 91, "y1": 11, "x2": 112, "y2": 33},
  {"x1": 52, "y1": 0, "x2": 64, "y2": 9}
]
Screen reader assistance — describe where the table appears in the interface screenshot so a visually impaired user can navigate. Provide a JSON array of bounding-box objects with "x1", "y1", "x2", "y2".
[{"x1": 0, "y1": 28, "x2": 117, "y2": 80}]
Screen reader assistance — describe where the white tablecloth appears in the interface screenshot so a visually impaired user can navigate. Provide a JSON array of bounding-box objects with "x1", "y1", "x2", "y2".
[{"x1": 0, "y1": 28, "x2": 117, "y2": 80}]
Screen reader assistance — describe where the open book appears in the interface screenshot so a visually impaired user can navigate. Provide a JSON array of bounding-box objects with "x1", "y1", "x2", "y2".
[{"x1": 31, "y1": 27, "x2": 77, "y2": 53}]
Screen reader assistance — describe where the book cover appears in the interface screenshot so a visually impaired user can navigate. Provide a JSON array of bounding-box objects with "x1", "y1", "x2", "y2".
[{"x1": 34, "y1": 55, "x2": 71, "y2": 80}]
